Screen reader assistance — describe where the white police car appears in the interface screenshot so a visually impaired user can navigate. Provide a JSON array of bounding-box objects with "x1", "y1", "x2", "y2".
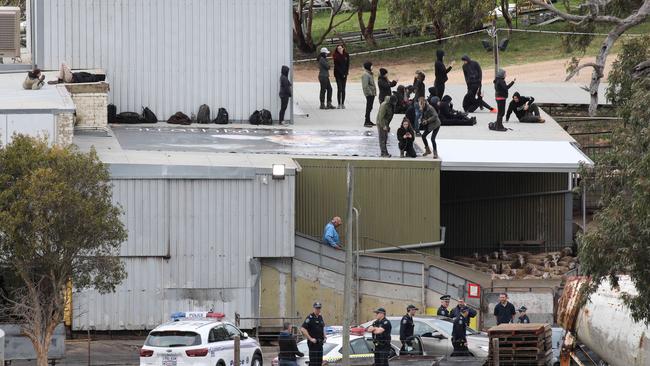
[{"x1": 140, "y1": 312, "x2": 263, "y2": 366}]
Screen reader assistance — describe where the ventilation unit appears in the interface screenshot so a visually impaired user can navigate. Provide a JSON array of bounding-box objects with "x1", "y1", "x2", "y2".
[{"x1": 0, "y1": 7, "x2": 20, "y2": 58}]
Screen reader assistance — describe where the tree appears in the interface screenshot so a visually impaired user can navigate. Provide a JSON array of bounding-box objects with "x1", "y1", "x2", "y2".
[
  {"x1": 387, "y1": 0, "x2": 492, "y2": 40},
  {"x1": 530, "y1": 0, "x2": 650, "y2": 116},
  {"x1": 293, "y1": 0, "x2": 357, "y2": 53},
  {"x1": 0, "y1": 136, "x2": 127, "y2": 366},
  {"x1": 501, "y1": 0, "x2": 514, "y2": 35},
  {"x1": 577, "y1": 37, "x2": 650, "y2": 324},
  {"x1": 352, "y1": 0, "x2": 380, "y2": 46}
]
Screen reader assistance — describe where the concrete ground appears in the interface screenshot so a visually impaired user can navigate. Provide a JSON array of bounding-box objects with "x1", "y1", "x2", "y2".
[{"x1": 10, "y1": 339, "x2": 280, "y2": 366}]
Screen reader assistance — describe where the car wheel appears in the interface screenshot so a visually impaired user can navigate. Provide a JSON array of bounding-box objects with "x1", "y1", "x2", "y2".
[
  {"x1": 217, "y1": 360, "x2": 226, "y2": 366},
  {"x1": 252, "y1": 353, "x2": 263, "y2": 366}
]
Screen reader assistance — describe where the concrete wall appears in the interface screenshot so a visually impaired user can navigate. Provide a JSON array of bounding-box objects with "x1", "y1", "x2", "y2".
[
  {"x1": 64, "y1": 83, "x2": 109, "y2": 131},
  {"x1": 483, "y1": 290, "x2": 555, "y2": 328}
]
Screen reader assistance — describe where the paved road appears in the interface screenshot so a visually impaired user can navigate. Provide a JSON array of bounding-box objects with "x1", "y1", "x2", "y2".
[{"x1": 10, "y1": 339, "x2": 279, "y2": 366}]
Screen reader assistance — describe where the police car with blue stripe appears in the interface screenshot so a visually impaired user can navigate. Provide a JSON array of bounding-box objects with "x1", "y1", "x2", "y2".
[{"x1": 140, "y1": 311, "x2": 263, "y2": 366}]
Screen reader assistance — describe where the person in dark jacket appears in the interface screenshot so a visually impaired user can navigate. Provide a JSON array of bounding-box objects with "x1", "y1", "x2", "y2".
[
  {"x1": 517, "y1": 306, "x2": 531, "y2": 324},
  {"x1": 399, "y1": 305, "x2": 418, "y2": 351},
  {"x1": 461, "y1": 55, "x2": 494, "y2": 113},
  {"x1": 278, "y1": 322, "x2": 304, "y2": 366},
  {"x1": 378, "y1": 68, "x2": 398, "y2": 103},
  {"x1": 419, "y1": 97, "x2": 441, "y2": 159},
  {"x1": 439, "y1": 95, "x2": 476, "y2": 126},
  {"x1": 493, "y1": 68, "x2": 515, "y2": 130},
  {"x1": 434, "y1": 50, "x2": 452, "y2": 98},
  {"x1": 506, "y1": 92, "x2": 545, "y2": 123},
  {"x1": 394, "y1": 85, "x2": 411, "y2": 114},
  {"x1": 412, "y1": 71, "x2": 426, "y2": 133},
  {"x1": 429, "y1": 96, "x2": 440, "y2": 113},
  {"x1": 47, "y1": 63, "x2": 106, "y2": 84},
  {"x1": 427, "y1": 87, "x2": 438, "y2": 107},
  {"x1": 449, "y1": 298, "x2": 477, "y2": 325},
  {"x1": 333, "y1": 44, "x2": 350, "y2": 109},
  {"x1": 317, "y1": 48, "x2": 335, "y2": 110},
  {"x1": 279, "y1": 65, "x2": 292, "y2": 125},
  {"x1": 451, "y1": 307, "x2": 471, "y2": 356},
  {"x1": 397, "y1": 117, "x2": 417, "y2": 158}
]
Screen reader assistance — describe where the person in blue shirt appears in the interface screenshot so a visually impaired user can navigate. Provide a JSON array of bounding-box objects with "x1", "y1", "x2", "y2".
[{"x1": 322, "y1": 216, "x2": 342, "y2": 249}]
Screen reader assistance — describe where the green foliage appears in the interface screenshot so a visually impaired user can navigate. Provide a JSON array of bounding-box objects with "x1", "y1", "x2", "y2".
[
  {"x1": 606, "y1": 36, "x2": 650, "y2": 113},
  {"x1": 578, "y1": 45, "x2": 650, "y2": 324},
  {"x1": 0, "y1": 136, "x2": 126, "y2": 316}
]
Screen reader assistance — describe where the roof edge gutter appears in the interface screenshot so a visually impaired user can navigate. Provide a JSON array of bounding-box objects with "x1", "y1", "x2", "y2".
[{"x1": 361, "y1": 227, "x2": 446, "y2": 253}]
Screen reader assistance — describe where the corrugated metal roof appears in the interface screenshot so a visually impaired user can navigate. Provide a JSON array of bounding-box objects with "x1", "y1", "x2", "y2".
[{"x1": 36, "y1": 0, "x2": 292, "y2": 121}]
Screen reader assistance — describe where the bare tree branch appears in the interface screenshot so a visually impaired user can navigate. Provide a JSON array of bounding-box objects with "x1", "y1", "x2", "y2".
[
  {"x1": 530, "y1": 0, "x2": 624, "y2": 24},
  {"x1": 566, "y1": 62, "x2": 602, "y2": 81},
  {"x1": 315, "y1": 7, "x2": 357, "y2": 48}
]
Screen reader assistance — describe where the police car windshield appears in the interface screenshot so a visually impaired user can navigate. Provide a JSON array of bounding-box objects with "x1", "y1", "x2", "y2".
[
  {"x1": 430, "y1": 319, "x2": 478, "y2": 336},
  {"x1": 297, "y1": 341, "x2": 337, "y2": 356},
  {"x1": 145, "y1": 331, "x2": 202, "y2": 347}
]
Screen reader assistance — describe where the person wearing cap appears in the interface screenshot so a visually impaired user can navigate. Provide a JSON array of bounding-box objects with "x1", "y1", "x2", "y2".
[
  {"x1": 377, "y1": 68, "x2": 398, "y2": 104},
  {"x1": 450, "y1": 297, "x2": 477, "y2": 326},
  {"x1": 278, "y1": 322, "x2": 304, "y2": 366},
  {"x1": 437, "y1": 295, "x2": 451, "y2": 317},
  {"x1": 317, "y1": 48, "x2": 335, "y2": 110},
  {"x1": 361, "y1": 61, "x2": 377, "y2": 128},
  {"x1": 367, "y1": 307, "x2": 392, "y2": 366},
  {"x1": 400, "y1": 305, "x2": 418, "y2": 352},
  {"x1": 300, "y1": 302, "x2": 326, "y2": 366},
  {"x1": 451, "y1": 307, "x2": 471, "y2": 356},
  {"x1": 517, "y1": 306, "x2": 530, "y2": 324}
]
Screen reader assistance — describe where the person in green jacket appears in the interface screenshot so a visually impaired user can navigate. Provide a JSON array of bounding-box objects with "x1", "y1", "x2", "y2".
[
  {"x1": 376, "y1": 95, "x2": 397, "y2": 157},
  {"x1": 361, "y1": 61, "x2": 377, "y2": 127}
]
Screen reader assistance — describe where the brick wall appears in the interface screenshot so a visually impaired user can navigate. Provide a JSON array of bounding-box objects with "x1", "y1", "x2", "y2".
[
  {"x1": 64, "y1": 83, "x2": 109, "y2": 130},
  {"x1": 55, "y1": 112, "x2": 74, "y2": 146}
]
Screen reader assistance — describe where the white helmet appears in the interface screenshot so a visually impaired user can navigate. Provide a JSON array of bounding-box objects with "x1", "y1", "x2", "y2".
[{"x1": 320, "y1": 47, "x2": 330, "y2": 55}]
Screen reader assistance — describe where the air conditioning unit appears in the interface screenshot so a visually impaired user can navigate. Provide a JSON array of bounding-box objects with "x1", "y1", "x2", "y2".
[{"x1": 0, "y1": 7, "x2": 21, "y2": 58}]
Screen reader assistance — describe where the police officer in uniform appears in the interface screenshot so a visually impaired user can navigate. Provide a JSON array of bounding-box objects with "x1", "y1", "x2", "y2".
[
  {"x1": 518, "y1": 306, "x2": 530, "y2": 323},
  {"x1": 367, "y1": 307, "x2": 392, "y2": 366},
  {"x1": 450, "y1": 297, "x2": 477, "y2": 326},
  {"x1": 451, "y1": 307, "x2": 471, "y2": 357},
  {"x1": 300, "y1": 302, "x2": 326, "y2": 366},
  {"x1": 437, "y1": 295, "x2": 451, "y2": 317},
  {"x1": 399, "y1": 305, "x2": 418, "y2": 353}
]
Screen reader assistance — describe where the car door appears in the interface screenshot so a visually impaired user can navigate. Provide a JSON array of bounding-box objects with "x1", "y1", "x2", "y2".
[
  {"x1": 209, "y1": 325, "x2": 234, "y2": 366},
  {"x1": 225, "y1": 323, "x2": 254, "y2": 366},
  {"x1": 414, "y1": 321, "x2": 451, "y2": 357}
]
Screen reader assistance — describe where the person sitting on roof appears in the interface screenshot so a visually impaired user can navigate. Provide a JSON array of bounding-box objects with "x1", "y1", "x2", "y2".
[
  {"x1": 22, "y1": 68, "x2": 45, "y2": 90},
  {"x1": 47, "y1": 63, "x2": 106, "y2": 84},
  {"x1": 506, "y1": 92, "x2": 545, "y2": 123},
  {"x1": 323, "y1": 216, "x2": 342, "y2": 250},
  {"x1": 439, "y1": 95, "x2": 476, "y2": 126}
]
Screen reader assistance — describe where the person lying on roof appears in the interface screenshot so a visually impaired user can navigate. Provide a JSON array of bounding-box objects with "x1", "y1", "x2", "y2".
[
  {"x1": 48, "y1": 63, "x2": 106, "y2": 84},
  {"x1": 439, "y1": 95, "x2": 476, "y2": 126},
  {"x1": 506, "y1": 92, "x2": 545, "y2": 123},
  {"x1": 22, "y1": 68, "x2": 45, "y2": 90}
]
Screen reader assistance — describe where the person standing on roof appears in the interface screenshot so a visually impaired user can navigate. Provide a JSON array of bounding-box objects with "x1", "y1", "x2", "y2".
[
  {"x1": 419, "y1": 97, "x2": 441, "y2": 159},
  {"x1": 301, "y1": 302, "x2": 326, "y2": 366},
  {"x1": 322, "y1": 216, "x2": 342, "y2": 250},
  {"x1": 278, "y1": 322, "x2": 304, "y2": 366},
  {"x1": 333, "y1": 44, "x2": 350, "y2": 109},
  {"x1": 412, "y1": 71, "x2": 426, "y2": 132},
  {"x1": 400, "y1": 305, "x2": 418, "y2": 352},
  {"x1": 279, "y1": 65, "x2": 292, "y2": 126},
  {"x1": 461, "y1": 55, "x2": 495, "y2": 113},
  {"x1": 362, "y1": 61, "x2": 377, "y2": 127},
  {"x1": 317, "y1": 48, "x2": 335, "y2": 110},
  {"x1": 368, "y1": 307, "x2": 392, "y2": 366},
  {"x1": 378, "y1": 68, "x2": 398, "y2": 104},
  {"x1": 434, "y1": 50, "x2": 452, "y2": 99},
  {"x1": 437, "y1": 295, "x2": 451, "y2": 317},
  {"x1": 493, "y1": 68, "x2": 515, "y2": 131},
  {"x1": 376, "y1": 95, "x2": 398, "y2": 158}
]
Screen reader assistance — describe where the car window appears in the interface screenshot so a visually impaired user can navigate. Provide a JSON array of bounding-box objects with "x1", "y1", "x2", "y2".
[
  {"x1": 430, "y1": 318, "x2": 478, "y2": 336},
  {"x1": 414, "y1": 321, "x2": 435, "y2": 335},
  {"x1": 350, "y1": 338, "x2": 371, "y2": 354},
  {"x1": 389, "y1": 319, "x2": 400, "y2": 335},
  {"x1": 145, "y1": 331, "x2": 201, "y2": 347},
  {"x1": 208, "y1": 326, "x2": 230, "y2": 343},
  {"x1": 224, "y1": 324, "x2": 242, "y2": 339}
]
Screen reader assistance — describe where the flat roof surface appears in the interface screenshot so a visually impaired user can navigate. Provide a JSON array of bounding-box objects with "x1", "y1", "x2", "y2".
[{"x1": 0, "y1": 72, "x2": 75, "y2": 113}]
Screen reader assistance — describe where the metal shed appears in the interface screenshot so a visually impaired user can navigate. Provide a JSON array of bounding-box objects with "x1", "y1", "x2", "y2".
[{"x1": 32, "y1": 0, "x2": 292, "y2": 121}]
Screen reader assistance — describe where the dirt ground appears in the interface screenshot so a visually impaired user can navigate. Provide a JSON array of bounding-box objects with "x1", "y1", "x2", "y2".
[{"x1": 294, "y1": 56, "x2": 614, "y2": 85}]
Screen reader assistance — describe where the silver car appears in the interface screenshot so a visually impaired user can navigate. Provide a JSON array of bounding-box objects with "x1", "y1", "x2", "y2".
[{"x1": 360, "y1": 315, "x2": 489, "y2": 358}]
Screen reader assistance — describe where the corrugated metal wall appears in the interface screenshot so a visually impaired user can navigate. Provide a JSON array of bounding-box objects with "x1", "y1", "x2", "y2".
[
  {"x1": 74, "y1": 174, "x2": 294, "y2": 330},
  {"x1": 295, "y1": 159, "x2": 441, "y2": 252},
  {"x1": 440, "y1": 171, "x2": 569, "y2": 257},
  {"x1": 35, "y1": 0, "x2": 292, "y2": 120}
]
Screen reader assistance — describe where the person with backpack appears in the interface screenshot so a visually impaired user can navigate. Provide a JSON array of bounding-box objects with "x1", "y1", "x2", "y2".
[
  {"x1": 317, "y1": 48, "x2": 335, "y2": 110},
  {"x1": 376, "y1": 95, "x2": 397, "y2": 157},
  {"x1": 397, "y1": 117, "x2": 417, "y2": 158},
  {"x1": 461, "y1": 55, "x2": 495, "y2": 113},
  {"x1": 492, "y1": 69, "x2": 515, "y2": 131},
  {"x1": 333, "y1": 44, "x2": 350, "y2": 109},
  {"x1": 279, "y1": 65, "x2": 292, "y2": 125},
  {"x1": 434, "y1": 50, "x2": 452, "y2": 98},
  {"x1": 377, "y1": 68, "x2": 397, "y2": 104},
  {"x1": 506, "y1": 92, "x2": 545, "y2": 123},
  {"x1": 418, "y1": 97, "x2": 441, "y2": 159},
  {"x1": 361, "y1": 61, "x2": 377, "y2": 127}
]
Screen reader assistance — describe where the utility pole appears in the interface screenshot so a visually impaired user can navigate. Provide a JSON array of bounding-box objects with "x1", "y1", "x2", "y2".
[
  {"x1": 493, "y1": 0, "x2": 500, "y2": 75},
  {"x1": 341, "y1": 164, "x2": 354, "y2": 366}
]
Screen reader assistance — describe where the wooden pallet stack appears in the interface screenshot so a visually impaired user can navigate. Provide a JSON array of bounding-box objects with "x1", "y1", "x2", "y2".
[{"x1": 487, "y1": 323, "x2": 553, "y2": 366}]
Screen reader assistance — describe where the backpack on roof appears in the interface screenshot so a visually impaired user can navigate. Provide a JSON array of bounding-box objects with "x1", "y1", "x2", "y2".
[
  {"x1": 115, "y1": 112, "x2": 144, "y2": 124},
  {"x1": 249, "y1": 110, "x2": 261, "y2": 125},
  {"x1": 142, "y1": 107, "x2": 158, "y2": 124},
  {"x1": 168, "y1": 111, "x2": 192, "y2": 125},
  {"x1": 260, "y1": 109, "x2": 272, "y2": 125},
  {"x1": 197, "y1": 104, "x2": 211, "y2": 124},
  {"x1": 213, "y1": 108, "x2": 229, "y2": 124},
  {"x1": 108, "y1": 104, "x2": 117, "y2": 123}
]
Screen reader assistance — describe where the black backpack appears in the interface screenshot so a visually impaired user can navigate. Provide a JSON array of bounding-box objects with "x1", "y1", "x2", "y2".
[
  {"x1": 260, "y1": 109, "x2": 272, "y2": 125},
  {"x1": 108, "y1": 104, "x2": 117, "y2": 123},
  {"x1": 168, "y1": 112, "x2": 192, "y2": 125},
  {"x1": 249, "y1": 110, "x2": 261, "y2": 125},
  {"x1": 142, "y1": 107, "x2": 158, "y2": 124},
  {"x1": 197, "y1": 104, "x2": 211, "y2": 124},
  {"x1": 213, "y1": 108, "x2": 229, "y2": 124},
  {"x1": 115, "y1": 112, "x2": 144, "y2": 124}
]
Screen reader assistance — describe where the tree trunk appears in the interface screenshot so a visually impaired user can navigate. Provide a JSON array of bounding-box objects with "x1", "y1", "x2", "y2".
[
  {"x1": 357, "y1": 0, "x2": 378, "y2": 47},
  {"x1": 432, "y1": 19, "x2": 444, "y2": 41},
  {"x1": 501, "y1": 0, "x2": 513, "y2": 35},
  {"x1": 293, "y1": 2, "x2": 316, "y2": 53}
]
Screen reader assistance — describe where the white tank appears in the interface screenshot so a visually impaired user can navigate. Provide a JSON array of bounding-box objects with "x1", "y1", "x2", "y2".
[{"x1": 561, "y1": 276, "x2": 650, "y2": 366}]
